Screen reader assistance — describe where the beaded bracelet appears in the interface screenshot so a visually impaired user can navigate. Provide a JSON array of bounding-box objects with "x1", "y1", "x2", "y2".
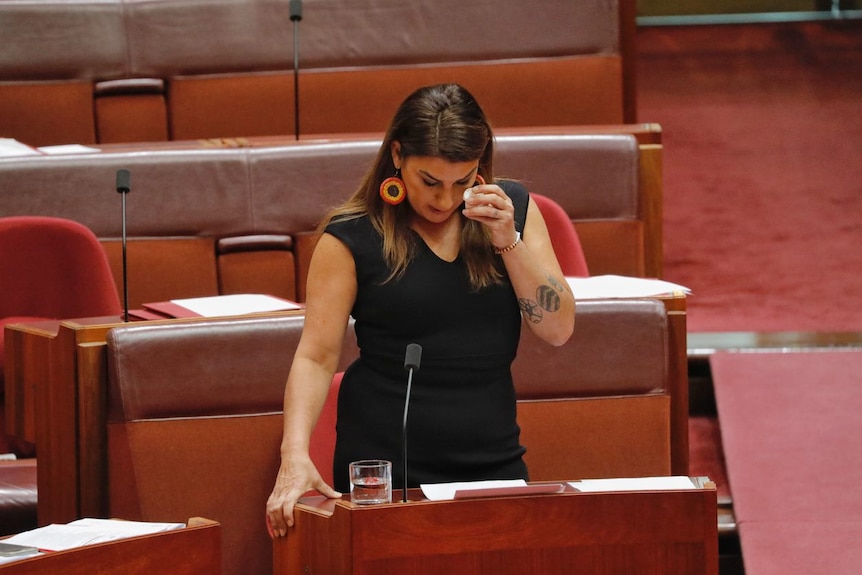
[{"x1": 495, "y1": 231, "x2": 521, "y2": 254}]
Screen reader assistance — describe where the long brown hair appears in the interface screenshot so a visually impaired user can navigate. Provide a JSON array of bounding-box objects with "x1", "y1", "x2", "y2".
[{"x1": 320, "y1": 83, "x2": 504, "y2": 290}]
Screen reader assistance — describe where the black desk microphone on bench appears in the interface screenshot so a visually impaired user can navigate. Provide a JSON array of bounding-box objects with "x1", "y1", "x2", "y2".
[
  {"x1": 115, "y1": 169, "x2": 131, "y2": 322},
  {"x1": 402, "y1": 343, "x2": 422, "y2": 503}
]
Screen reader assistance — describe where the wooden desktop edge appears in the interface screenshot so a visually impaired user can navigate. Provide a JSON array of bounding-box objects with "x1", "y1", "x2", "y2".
[
  {"x1": 280, "y1": 480, "x2": 718, "y2": 574},
  {"x1": 0, "y1": 517, "x2": 220, "y2": 574},
  {"x1": 294, "y1": 478, "x2": 715, "y2": 518}
]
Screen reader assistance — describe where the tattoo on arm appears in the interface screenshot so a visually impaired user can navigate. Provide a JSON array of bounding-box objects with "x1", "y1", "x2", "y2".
[
  {"x1": 519, "y1": 298, "x2": 543, "y2": 324},
  {"x1": 519, "y1": 276, "x2": 567, "y2": 323},
  {"x1": 536, "y1": 284, "x2": 561, "y2": 312},
  {"x1": 546, "y1": 275, "x2": 566, "y2": 294}
]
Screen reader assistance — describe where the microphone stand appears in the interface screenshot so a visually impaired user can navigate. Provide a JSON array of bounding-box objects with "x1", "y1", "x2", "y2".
[
  {"x1": 289, "y1": 0, "x2": 302, "y2": 140},
  {"x1": 402, "y1": 343, "x2": 422, "y2": 502},
  {"x1": 402, "y1": 365, "x2": 415, "y2": 503},
  {"x1": 115, "y1": 169, "x2": 131, "y2": 322}
]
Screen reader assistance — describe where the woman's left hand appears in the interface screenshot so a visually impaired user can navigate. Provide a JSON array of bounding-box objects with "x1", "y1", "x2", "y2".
[{"x1": 462, "y1": 183, "x2": 519, "y2": 250}]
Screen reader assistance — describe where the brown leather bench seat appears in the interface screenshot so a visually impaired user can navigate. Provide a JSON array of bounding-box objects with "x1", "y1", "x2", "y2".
[
  {"x1": 0, "y1": 131, "x2": 655, "y2": 312},
  {"x1": 0, "y1": 458, "x2": 37, "y2": 536},
  {"x1": 0, "y1": 131, "x2": 658, "y2": 310}
]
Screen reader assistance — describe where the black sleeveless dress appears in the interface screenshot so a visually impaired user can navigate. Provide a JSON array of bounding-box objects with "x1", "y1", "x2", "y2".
[{"x1": 326, "y1": 180, "x2": 530, "y2": 492}]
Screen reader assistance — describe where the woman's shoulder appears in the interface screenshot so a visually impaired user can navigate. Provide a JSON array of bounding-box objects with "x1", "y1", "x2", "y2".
[
  {"x1": 325, "y1": 214, "x2": 380, "y2": 252},
  {"x1": 326, "y1": 213, "x2": 372, "y2": 235}
]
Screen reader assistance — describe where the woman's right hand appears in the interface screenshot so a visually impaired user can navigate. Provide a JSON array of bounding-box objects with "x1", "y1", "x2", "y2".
[{"x1": 265, "y1": 453, "x2": 342, "y2": 537}]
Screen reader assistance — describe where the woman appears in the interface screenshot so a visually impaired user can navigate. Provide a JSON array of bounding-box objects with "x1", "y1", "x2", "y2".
[{"x1": 266, "y1": 83, "x2": 574, "y2": 536}]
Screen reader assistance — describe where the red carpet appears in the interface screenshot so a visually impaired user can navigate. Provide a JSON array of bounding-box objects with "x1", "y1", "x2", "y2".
[
  {"x1": 709, "y1": 350, "x2": 862, "y2": 574},
  {"x1": 637, "y1": 21, "x2": 862, "y2": 333}
]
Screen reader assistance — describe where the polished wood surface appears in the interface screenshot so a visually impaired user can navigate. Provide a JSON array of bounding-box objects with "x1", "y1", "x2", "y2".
[
  {"x1": 664, "y1": 295, "x2": 689, "y2": 475},
  {"x1": 0, "y1": 518, "x2": 220, "y2": 575},
  {"x1": 275, "y1": 485, "x2": 718, "y2": 575}
]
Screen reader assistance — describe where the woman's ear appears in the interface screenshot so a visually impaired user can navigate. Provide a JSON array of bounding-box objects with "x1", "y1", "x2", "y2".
[{"x1": 390, "y1": 141, "x2": 402, "y2": 170}]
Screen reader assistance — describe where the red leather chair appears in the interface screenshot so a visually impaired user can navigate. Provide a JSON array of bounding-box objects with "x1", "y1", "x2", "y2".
[
  {"x1": 1, "y1": 216, "x2": 121, "y2": 455},
  {"x1": 532, "y1": 193, "x2": 590, "y2": 277}
]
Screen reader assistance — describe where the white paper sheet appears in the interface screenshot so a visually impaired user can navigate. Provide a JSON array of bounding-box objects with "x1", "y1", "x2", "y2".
[
  {"x1": 568, "y1": 476, "x2": 696, "y2": 493},
  {"x1": 420, "y1": 479, "x2": 528, "y2": 501},
  {"x1": 566, "y1": 275, "x2": 691, "y2": 300},
  {"x1": 37, "y1": 144, "x2": 101, "y2": 155},
  {"x1": 171, "y1": 294, "x2": 302, "y2": 317},
  {"x1": 3, "y1": 518, "x2": 184, "y2": 552},
  {"x1": 0, "y1": 138, "x2": 41, "y2": 157}
]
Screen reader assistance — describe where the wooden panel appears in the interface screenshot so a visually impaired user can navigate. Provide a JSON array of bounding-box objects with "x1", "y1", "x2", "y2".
[
  {"x1": 640, "y1": 144, "x2": 664, "y2": 278},
  {"x1": 168, "y1": 73, "x2": 295, "y2": 140},
  {"x1": 664, "y1": 295, "x2": 690, "y2": 475},
  {"x1": 101, "y1": 238, "x2": 219, "y2": 310},
  {"x1": 218, "y1": 250, "x2": 297, "y2": 301},
  {"x1": 518, "y1": 394, "x2": 671, "y2": 481},
  {"x1": 0, "y1": 82, "x2": 96, "y2": 147},
  {"x1": 300, "y1": 57, "x2": 625, "y2": 135},
  {"x1": 77, "y1": 341, "x2": 112, "y2": 519},
  {"x1": 1, "y1": 519, "x2": 221, "y2": 575},
  {"x1": 3, "y1": 321, "x2": 57, "y2": 444},
  {"x1": 277, "y1": 487, "x2": 718, "y2": 575},
  {"x1": 95, "y1": 94, "x2": 169, "y2": 144},
  {"x1": 574, "y1": 221, "x2": 645, "y2": 277},
  {"x1": 36, "y1": 322, "x2": 81, "y2": 523}
]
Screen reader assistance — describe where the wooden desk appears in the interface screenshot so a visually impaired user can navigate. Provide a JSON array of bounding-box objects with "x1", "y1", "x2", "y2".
[
  {"x1": 0, "y1": 517, "x2": 220, "y2": 574},
  {"x1": 3, "y1": 313, "x2": 301, "y2": 525},
  {"x1": 5, "y1": 294, "x2": 687, "y2": 526},
  {"x1": 275, "y1": 484, "x2": 718, "y2": 575}
]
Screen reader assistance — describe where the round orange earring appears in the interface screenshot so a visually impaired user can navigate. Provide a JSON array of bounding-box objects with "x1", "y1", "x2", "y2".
[{"x1": 380, "y1": 172, "x2": 406, "y2": 205}]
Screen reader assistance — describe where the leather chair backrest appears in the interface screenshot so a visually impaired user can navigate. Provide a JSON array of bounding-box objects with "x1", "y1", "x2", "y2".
[
  {"x1": 514, "y1": 299, "x2": 672, "y2": 481},
  {"x1": 0, "y1": 216, "x2": 121, "y2": 320},
  {"x1": 513, "y1": 299, "x2": 668, "y2": 399},
  {"x1": 532, "y1": 193, "x2": 590, "y2": 277},
  {"x1": 105, "y1": 314, "x2": 358, "y2": 575}
]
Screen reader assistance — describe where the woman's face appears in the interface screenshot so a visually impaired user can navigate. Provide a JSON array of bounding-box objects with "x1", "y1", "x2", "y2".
[{"x1": 392, "y1": 144, "x2": 479, "y2": 225}]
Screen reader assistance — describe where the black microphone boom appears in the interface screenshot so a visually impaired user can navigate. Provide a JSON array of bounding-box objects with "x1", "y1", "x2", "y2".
[
  {"x1": 289, "y1": 0, "x2": 302, "y2": 140},
  {"x1": 115, "y1": 169, "x2": 131, "y2": 322},
  {"x1": 402, "y1": 343, "x2": 422, "y2": 502}
]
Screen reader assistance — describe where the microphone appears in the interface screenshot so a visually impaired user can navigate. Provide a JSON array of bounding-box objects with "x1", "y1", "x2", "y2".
[
  {"x1": 115, "y1": 169, "x2": 131, "y2": 322},
  {"x1": 289, "y1": 0, "x2": 303, "y2": 140},
  {"x1": 289, "y1": 0, "x2": 302, "y2": 20},
  {"x1": 401, "y1": 343, "x2": 422, "y2": 502}
]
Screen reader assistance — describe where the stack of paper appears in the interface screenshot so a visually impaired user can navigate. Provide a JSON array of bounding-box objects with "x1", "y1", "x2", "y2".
[
  {"x1": 2, "y1": 518, "x2": 184, "y2": 553},
  {"x1": 131, "y1": 293, "x2": 303, "y2": 320},
  {"x1": 566, "y1": 275, "x2": 691, "y2": 300},
  {"x1": 568, "y1": 476, "x2": 696, "y2": 492}
]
